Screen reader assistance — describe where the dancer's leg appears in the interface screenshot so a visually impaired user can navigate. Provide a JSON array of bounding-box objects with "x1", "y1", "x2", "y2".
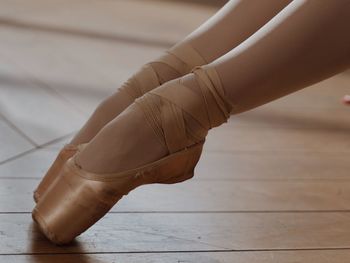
[
  {"x1": 77, "y1": 0, "x2": 350, "y2": 174},
  {"x1": 213, "y1": 0, "x2": 350, "y2": 113},
  {"x1": 182, "y1": 0, "x2": 293, "y2": 62},
  {"x1": 70, "y1": 0, "x2": 291, "y2": 145}
]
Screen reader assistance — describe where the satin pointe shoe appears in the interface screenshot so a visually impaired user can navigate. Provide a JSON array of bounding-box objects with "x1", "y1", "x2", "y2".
[
  {"x1": 33, "y1": 43, "x2": 206, "y2": 204},
  {"x1": 32, "y1": 66, "x2": 233, "y2": 245},
  {"x1": 33, "y1": 144, "x2": 78, "y2": 203}
]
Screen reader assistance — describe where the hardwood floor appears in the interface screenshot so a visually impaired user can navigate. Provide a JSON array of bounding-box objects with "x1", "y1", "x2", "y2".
[{"x1": 0, "y1": 0, "x2": 349, "y2": 262}]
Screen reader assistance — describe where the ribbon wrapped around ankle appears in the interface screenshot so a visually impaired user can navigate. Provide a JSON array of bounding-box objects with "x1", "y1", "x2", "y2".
[
  {"x1": 136, "y1": 66, "x2": 233, "y2": 154},
  {"x1": 119, "y1": 43, "x2": 207, "y2": 100}
]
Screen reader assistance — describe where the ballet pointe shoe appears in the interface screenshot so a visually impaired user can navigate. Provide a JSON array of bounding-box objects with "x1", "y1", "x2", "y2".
[
  {"x1": 33, "y1": 144, "x2": 86, "y2": 203},
  {"x1": 32, "y1": 66, "x2": 232, "y2": 245},
  {"x1": 32, "y1": 142, "x2": 204, "y2": 245},
  {"x1": 32, "y1": 43, "x2": 205, "y2": 204}
]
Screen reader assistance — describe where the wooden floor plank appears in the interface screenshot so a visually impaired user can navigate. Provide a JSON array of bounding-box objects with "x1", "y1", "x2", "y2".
[
  {"x1": 3, "y1": 179, "x2": 350, "y2": 213},
  {"x1": 2, "y1": 213, "x2": 350, "y2": 254},
  {"x1": 0, "y1": 0, "x2": 214, "y2": 115},
  {"x1": 196, "y1": 150, "x2": 350, "y2": 180},
  {"x1": 0, "y1": 0, "x2": 213, "y2": 46},
  {"x1": 205, "y1": 125, "x2": 350, "y2": 153},
  {"x1": 0, "y1": 117, "x2": 33, "y2": 162},
  {"x1": 1, "y1": 250, "x2": 350, "y2": 263},
  {"x1": 0, "y1": 55, "x2": 85, "y2": 145},
  {"x1": 0, "y1": 148, "x2": 59, "y2": 178},
  {"x1": 0, "y1": 28, "x2": 131, "y2": 114}
]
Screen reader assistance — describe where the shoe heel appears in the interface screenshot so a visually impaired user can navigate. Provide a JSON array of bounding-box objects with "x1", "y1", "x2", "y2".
[
  {"x1": 160, "y1": 143, "x2": 202, "y2": 184},
  {"x1": 161, "y1": 171, "x2": 194, "y2": 184}
]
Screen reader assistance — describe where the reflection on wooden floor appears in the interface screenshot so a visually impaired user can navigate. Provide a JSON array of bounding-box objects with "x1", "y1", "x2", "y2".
[{"x1": 0, "y1": 0, "x2": 349, "y2": 262}]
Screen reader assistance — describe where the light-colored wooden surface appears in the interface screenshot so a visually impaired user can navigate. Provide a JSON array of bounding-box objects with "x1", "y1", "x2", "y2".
[
  {"x1": 0, "y1": 0, "x2": 349, "y2": 262},
  {"x1": 2, "y1": 250, "x2": 350, "y2": 263}
]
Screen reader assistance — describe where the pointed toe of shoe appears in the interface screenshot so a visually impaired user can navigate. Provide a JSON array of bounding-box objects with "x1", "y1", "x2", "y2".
[{"x1": 32, "y1": 208, "x2": 72, "y2": 245}]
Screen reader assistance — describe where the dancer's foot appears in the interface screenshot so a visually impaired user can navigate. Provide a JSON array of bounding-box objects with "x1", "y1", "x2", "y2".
[
  {"x1": 32, "y1": 65, "x2": 233, "y2": 244},
  {"x1": 76, "y1": 66, "x2": 233, "y2": 174},
  {"x1": 75, "y1": 102, "x2": 168, "y2": 174},
  {"x1": 34, "y1": 42, "x2": 206, "y2": 202}
]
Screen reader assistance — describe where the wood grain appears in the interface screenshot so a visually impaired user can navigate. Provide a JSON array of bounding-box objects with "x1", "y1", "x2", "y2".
[
  {"x1": 2, "y1": 213, "x2": 350, "y2": 254},
  {"x1": 3, "y1": 179, "x2": 350, "y2": 213},
  {"x1": 1, "y1": 250, "x2": 350, "y2": 263}
]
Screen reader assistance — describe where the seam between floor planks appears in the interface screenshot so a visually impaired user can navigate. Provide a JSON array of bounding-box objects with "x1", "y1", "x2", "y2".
[
  {"x1": 0, "y1": 132, "x2": 75, "y2": 166},
  {"x1": 3, "y1": 210, "x2": 350, "y2": 214},
  {"x1": 2, "y1": 247, "x2": 350, "y2": 256}
]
